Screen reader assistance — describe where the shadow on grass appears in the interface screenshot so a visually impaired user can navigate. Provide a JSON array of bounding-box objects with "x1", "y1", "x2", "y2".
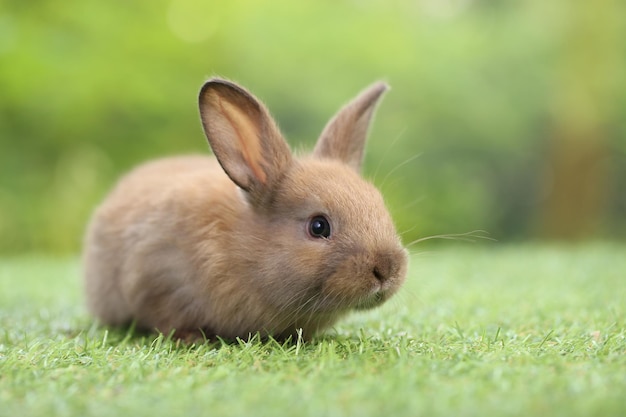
[
  {"x1": 77, "y1": 320, "x2": 316, "y2": 351},
  {"x1": 75, "y1": 319, "x2": 390, "y2": 355}
]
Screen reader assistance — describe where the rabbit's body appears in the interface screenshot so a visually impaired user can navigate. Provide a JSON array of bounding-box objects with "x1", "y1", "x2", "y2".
[{"x1": 84, "y1": 79, "x2": 408, "y2": 340}]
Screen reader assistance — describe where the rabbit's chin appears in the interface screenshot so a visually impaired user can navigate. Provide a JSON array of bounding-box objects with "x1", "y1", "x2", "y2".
[
  {"x1": 352, "y1": 290, "x2": 392, "y2": 311},
  {"x1": 308, "y1": 287, "x2": 394, "y2": 315}
]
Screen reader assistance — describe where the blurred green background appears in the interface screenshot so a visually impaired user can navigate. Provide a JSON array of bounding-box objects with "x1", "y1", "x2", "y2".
[{"x1": 1, "y1": 0, "x2": 625, "y2": 254}]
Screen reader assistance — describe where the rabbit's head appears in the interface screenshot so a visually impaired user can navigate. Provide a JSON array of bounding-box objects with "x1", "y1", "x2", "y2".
[{"x1": 199, "y1": 79, "x2": 408, "y2": 328}]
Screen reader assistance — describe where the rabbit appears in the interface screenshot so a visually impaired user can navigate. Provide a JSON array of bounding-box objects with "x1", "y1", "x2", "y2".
[{"x1": 83, "y1": 78, "x2": 408, "y2": 341}]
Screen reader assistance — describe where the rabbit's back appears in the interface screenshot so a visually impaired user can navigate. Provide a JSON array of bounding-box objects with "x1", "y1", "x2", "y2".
[{"x1": 83, "y1": 155, "x2": 238, "y2": 329}]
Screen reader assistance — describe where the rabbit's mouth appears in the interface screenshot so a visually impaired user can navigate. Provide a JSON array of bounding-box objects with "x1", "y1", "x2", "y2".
[{"x1": 353, "y1": 290, "x2": 388, "y2": 310}]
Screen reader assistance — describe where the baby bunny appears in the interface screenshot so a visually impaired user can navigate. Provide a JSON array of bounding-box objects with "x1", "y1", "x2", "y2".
[{"x1": 83, "y1": 78, "x2": 408, "y2": 341}]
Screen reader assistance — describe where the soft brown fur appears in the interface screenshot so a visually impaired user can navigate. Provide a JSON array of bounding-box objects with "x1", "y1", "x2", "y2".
[{"x1": 83, "y1": 78, "x2": 408, "y2": 340}]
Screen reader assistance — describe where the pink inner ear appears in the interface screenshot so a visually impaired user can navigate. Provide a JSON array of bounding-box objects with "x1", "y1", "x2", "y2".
[{"x1": 215, "y1": 95, "x2": 267, "y2": 185}]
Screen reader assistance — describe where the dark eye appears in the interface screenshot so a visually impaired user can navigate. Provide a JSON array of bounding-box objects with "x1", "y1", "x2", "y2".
[{"x1": 308, "y1": 215, "x2": 331, "y2": 239}]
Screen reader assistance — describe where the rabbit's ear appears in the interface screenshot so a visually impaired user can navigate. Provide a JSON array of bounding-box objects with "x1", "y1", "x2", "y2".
[
  {"x1": 313, "y1": 82, "x2": 388, "y2": 172},
  {"x1": 199, "y1": 79, "x2": 292, "y2": 204}
]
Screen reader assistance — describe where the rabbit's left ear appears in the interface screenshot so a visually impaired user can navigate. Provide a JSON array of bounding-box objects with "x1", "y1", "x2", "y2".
[
  {"x1": 313, "y1": 82, "x2": 388, "y2": 172},
  {"x1": 199, "y1": 78, "x2": 292, "y2": 206}
]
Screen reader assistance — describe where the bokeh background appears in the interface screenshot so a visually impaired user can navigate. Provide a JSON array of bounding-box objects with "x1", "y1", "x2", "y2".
[{"x1": 1, "y1": 0, "x2": 625, "y2": 254}]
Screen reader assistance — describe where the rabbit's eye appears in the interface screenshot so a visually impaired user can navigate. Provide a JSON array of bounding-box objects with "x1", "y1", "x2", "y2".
[{"x1": 308, "y1": 215, "x2": 331, "y2": 239}]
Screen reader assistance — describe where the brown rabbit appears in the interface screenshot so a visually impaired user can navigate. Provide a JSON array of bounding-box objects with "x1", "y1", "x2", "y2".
[{"x1": 83, "y1": 78, "x2": 408, "y2": 341}]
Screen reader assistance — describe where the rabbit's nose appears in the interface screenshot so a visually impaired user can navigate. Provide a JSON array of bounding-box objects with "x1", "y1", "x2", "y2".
[
  {"x1": 371, "y1": 249, "x2": 407, "y2": 286},
  {"x1": 373, "y1": 265, "x2": 385, "y2": 282},
  {"x1": 371, "y1": 253, "x2": 394, "y2": 283}
]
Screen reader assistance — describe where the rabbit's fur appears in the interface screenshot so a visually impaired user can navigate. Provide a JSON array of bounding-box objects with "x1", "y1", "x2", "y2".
[{"x1": 83, "y1": 79, "x2": 408, "y2": 340}]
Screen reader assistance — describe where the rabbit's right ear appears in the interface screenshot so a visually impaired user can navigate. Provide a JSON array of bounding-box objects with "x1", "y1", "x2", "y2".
[
  {"x1": 199, "y1": 79, "x2": 292, "y2": 205},
  {"x1": 313, "y1": 82, "x2": 388, "y2": 172}
]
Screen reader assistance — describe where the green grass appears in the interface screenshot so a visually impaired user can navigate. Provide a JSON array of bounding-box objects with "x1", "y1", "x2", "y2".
[{"x1": 1, "y1": 244, "x2": 625, "y2": 417}]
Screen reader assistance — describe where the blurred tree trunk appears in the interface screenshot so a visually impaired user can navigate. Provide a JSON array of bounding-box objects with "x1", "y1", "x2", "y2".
[{"x1": 538, "y1": 0, "x2": 622, "y2": 240}]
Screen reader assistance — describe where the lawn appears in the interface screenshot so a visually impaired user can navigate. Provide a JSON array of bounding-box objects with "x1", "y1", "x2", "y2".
[{"x1": 1, "y1": 244, "x2": 625, "y2": 417}]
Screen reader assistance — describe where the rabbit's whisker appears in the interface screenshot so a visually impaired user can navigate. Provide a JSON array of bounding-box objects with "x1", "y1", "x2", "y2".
[
  {"x1": 379, "y1": 152, "x2": 423, "y2": 192},
  {"x1": 406, "y1": 230, "x2": 495, "y2": 248}
]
